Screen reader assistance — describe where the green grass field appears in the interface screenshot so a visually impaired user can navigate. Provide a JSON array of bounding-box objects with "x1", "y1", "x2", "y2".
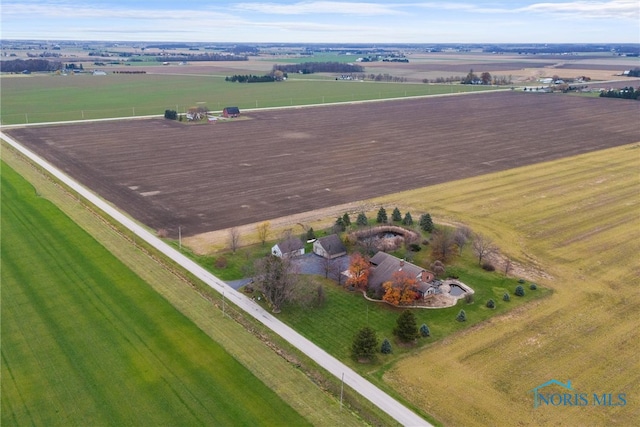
[
  {"x1": 0, "y1": 73, "x2": 496, "y2": 124},
  {"x1": 0, "y1": 161, "x2": 310, "y2": 426}
]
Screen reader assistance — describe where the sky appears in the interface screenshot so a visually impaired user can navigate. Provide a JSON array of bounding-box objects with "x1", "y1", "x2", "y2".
[{"x1": 2, "y1": 1, "x2": 639, "y2": 44}]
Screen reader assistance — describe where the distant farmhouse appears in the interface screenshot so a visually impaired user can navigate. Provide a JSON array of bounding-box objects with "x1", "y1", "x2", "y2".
[{"x1": 223, "y1": 106, "x2": 240, "y2": 118}]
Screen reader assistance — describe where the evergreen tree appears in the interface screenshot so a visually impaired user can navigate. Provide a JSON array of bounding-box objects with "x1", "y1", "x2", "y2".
[
  {"x1": 515, "y1": 285, "x2": 525, "y2": 297},
  {"x1": 306, "y1": 227, "x2": 316, "y2": 241},
  {"x1": 503, "y1": 292, "x2": 510, "y2": 302},
  {"x1": 342, "y1": 213, "x2": 351, "y2": 227},
  {"x1": 456, "y1": 309, "x2": 467, "y2": 322},
  {"x1": 376, "y1": 207, "x2": 388, "y2": 223},
  {"x1": 392, "y1": 207, "x2": 402, "y2": 222},
  {"x1": 356, "y1": 212, "x2": 368, "y2": 226},
  {"x1": 419, "y1": 213, "x2": 434, "y2": 232},
  {"x1": 335, "y1": 217, "x2": 346, "y2": 232},
  {"x1": 380, "y1": 338, "x2": 392, "y2": 354},
  {"x1": 402, "y1": 212, "x2": 413, "y2": 226},
  {"x1": 486, "y1": 299, "x2": 495, "y2": 309},
  {"x1": 420, "y1": 323, "x2": 430, "y2": 337},
  {"x1": 393, "y1": 310, "x2": 419, "y2": 343},
  {"x1": 351, "y1": 326, "x2": 379, "y2": 361}
]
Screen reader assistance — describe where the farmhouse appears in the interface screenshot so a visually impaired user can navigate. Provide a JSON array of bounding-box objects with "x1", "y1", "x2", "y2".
[
  {"x1": 223, "y1": 106, "x2": 240, "y2": 118},
  {"x1": 271, "y1": 237, "x2": 304, "y2": 258},
  {"x1": 313, "y1": 234, "x2": 347, "y2": 259},
  {"x1": 368, "y1": 252, "x2": 434, "y2": 296}
]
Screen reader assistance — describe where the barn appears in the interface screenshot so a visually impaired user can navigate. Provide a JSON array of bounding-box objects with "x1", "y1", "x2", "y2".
[{"x1": 223, "y1": 106, "x2": 240, "y2": 118}]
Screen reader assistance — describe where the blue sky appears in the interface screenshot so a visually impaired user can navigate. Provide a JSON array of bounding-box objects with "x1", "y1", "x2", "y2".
[{"x1": 2, "y1": 1, "x2": 639, "y2": 43}]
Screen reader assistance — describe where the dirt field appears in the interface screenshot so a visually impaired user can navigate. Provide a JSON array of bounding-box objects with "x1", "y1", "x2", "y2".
[{"x1": 7, "y1": 91, "x2": 639, "y2": 241}]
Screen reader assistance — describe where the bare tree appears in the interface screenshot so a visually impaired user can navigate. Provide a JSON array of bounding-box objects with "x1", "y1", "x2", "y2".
[
  {"x1": 228, "y1": 227, "x2": 240, "y2": 253},
  {"x1": 504, "y1": 257, "x2": 512, "y2": 276},
  {"x1": 256, "y1": 221, "x2": 270, "y2": 246},
  {"x1": 431, "y1": 228, "x2": 457, "y2": 262},
  {"x1": 454, "y1": 226, "x2": 472, "y2": 255},
  {"x1": 253, "y1": 254, "x2": 298, "y2": 313},
  {"x1": 472, "y1": 233, "x2": 497, "y2": 266}
]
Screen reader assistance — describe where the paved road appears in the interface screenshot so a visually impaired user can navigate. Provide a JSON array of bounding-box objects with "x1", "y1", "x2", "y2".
[{"x1": 2, "y1": 131, "x2": 430, "y2": 426}]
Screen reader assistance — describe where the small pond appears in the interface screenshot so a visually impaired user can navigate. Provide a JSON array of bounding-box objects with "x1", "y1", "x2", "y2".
[{"x1": 449, "y1": 284, "x2": 466, "y2": 297}]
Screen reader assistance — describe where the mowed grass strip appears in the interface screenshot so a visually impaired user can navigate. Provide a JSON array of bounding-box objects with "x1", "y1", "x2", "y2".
[
  {"x1": 0, "y1": 162, "x2": 309, "y2": 426},
  {"x1": 378, "y1": 144, "x2": 640, "y2": 426},
  {"x1": 0, "y1": 73, "x2": 495, "y2": 124}
]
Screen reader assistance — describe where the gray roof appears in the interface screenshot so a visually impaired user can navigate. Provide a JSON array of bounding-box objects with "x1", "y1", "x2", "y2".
[
  {"x1": 368, "y1": 252, "x2": 433, "y2": 291},
  {"x1": 277, "y1": 237, "x2": 304, "y2": 253},
  {"x1": 316, "y1": 234, "x2": 347, "y2": 255}
]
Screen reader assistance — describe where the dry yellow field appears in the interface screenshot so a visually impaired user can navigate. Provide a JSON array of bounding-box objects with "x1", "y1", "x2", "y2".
[{"x1": 378, "y1": 144, "x2": 640, "y2": 426}]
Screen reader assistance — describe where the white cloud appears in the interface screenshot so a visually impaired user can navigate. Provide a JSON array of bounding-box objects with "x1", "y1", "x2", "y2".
[
  {"x1": 519, "y1": 1, "x2": 639, "y2": 20},
  {"x1": 233, "y1": 1, "x2": 405, "y2": 15}
]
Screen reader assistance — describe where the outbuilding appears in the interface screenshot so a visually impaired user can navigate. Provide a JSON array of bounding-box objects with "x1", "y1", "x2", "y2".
[
  {"x1": 313, "y1": 234, "x2": 347, "y2": 259},
  {"x1": 223, "y1": 106, "x2": 240, "y2": 118},
  {"x1": 271, "y1": 237, "x2": 305, "y2": 258}
]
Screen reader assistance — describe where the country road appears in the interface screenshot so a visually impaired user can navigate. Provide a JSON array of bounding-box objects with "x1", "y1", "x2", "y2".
[{"x1": 1, "y1": 130, "x2": 431, "y2": 426}]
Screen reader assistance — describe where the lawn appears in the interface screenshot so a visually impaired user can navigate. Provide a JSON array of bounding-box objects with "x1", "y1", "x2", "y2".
[
  {"x1": 0, "y1": 161, "x2": 310, "y2": 426},
  {"x1": 0, "y1": 73, "x2": 496, "y2": 124}
]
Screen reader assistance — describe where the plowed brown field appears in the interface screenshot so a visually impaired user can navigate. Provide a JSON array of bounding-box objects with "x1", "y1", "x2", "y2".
[{"x1": 7, "y1": 91, "x2": 639, "y2": 238}]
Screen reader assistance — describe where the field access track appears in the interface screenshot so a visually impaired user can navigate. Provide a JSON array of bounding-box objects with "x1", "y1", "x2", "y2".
[{"x1": 7, "y1": 91, "x2": 639, "y2": 237}]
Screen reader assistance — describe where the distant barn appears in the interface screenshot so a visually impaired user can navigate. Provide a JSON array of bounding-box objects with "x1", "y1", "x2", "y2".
[{"x1": 223, "y1": 106, "x2": 240, "y2": 118}]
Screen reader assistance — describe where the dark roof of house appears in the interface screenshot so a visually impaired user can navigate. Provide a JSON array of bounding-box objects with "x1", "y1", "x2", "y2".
[
  {"x1": 368, "y1": 251, "x2": 432, "y2": 290},
  {"x1": 316, "y1": 234, "x2": 347, "y2": 255},
  {"x1": 224, "y1": 106, "x2": 240, "y2": 114},
  {"x1": 276, "y1": 237, "x2": 304, "y2": 253}
]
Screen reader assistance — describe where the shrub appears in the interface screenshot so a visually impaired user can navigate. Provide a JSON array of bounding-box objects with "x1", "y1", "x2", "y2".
[
  {"x1": 503, "y1": 292, "x2": 510, "y2": 302},
  {"x1": 486, "y1": 299, "x2": 495, "y2": 309},
  {"x1": 515, "y1": 285, "x2": 525, "y2": 297},
  {"x1": 464, "y1": 293, "x2": 474, "y2": 304},
  {"x1": 529, "y1": 283, "x2": 538, "y2": 290},
  {"x1": 419, "y1": 324, "x2": 430, "y2": 337},
  {"x1": 518, "y1": 278, "x2": 526, "y2": 284},
  {"x1": 215, "y1": 256, "x2": 228, "y2": 269},
  {"x1": 456, "y1": 309, "x2": 467, "y2": 322},
  {"x1": 408, "y1": 243, "x2": 421, "y2": 252},
  {"x1": 482, "y1": 262, "x2": 495, "y2": 271},
  {"x1": 164, "y1": 109, "x2": 177, "y2": 120},
  {"x1": 380, "y1": 338, "x2": 392, "y2": 354}
]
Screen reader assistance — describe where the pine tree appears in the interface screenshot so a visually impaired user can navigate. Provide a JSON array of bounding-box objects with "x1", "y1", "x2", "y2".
[
  {"x1": 342, "y1": 213, "x2": 351, "y2": 227},
  {"x1": 335, "y1": 217, "x2": 346, "y2": 232},
  {"x1": 419, "y1": 213, "x2": 434, "y2": 232},
  {"x1": 306, "y1": 227, "x2": 316, "y2": 240},
  {"x1": 351, "y1": 326, "x2": 379, "y2": 361},
  {"x1": 486, "y1": 299, "x2": 495, "y2": 309},
  {"x1": 376, "y1": 207, "x2": 388, "y2": 223},
  {"x1": 503, "y1": 292, "x2": 510, "y2": 302},
  {"x1": 402, "y1": 212, "x2": 413, "y2": 226},
  {"x1": 456, "y1": 309, "x2": 467, "y2": 322},
  {"x1": 392, "y1": 207, "x2": 402, "y2": 222},
  {"x1": 420, "y1": 324, "x2": 430, "y2": 337},
  {"x1": 515, "y1": 285, "x2": 525, "y2": 297},
  {"x1": 356, "y1": 212, "x2": 368, "y2": 226},
  {"x1": 393, "y1": 310, "x2": 419, "y2": 343},
  {"x1": 380, "y1": 338, "x2": 392, "y2": 354}
]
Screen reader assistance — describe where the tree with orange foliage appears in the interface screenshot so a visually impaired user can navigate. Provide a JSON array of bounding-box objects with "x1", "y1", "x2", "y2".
[
  {"x1": 382, "y1": 270, "x2": 419, "y2": 305},
  {"x1": 346, "y1": 253, "x2": 370, "y2": 290}
]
